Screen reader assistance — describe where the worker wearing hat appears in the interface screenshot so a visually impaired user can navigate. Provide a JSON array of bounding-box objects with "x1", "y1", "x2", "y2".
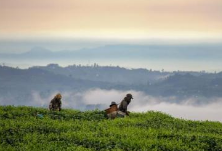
[
  {"x1": 118, "y1": 93, "x2": 133, "y2": 117},
  {"x1": 105, "y1": 101, "x2": 118, "y2": 119}
]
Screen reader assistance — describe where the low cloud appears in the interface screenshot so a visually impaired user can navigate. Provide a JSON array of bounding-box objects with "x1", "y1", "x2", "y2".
[{"x1": 1, "y1": 88, "x2": 222, "y2": 122}]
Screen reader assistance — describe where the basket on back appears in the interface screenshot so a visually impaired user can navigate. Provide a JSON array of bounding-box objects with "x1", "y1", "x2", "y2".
[{"x1": 105, "y1": 105, "x2": 118, "y2": 114}]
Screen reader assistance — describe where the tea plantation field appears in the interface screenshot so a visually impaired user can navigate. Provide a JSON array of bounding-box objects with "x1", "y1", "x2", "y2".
[{"x1": 1, "y1": 106, "x2": 222, "y2": 151}]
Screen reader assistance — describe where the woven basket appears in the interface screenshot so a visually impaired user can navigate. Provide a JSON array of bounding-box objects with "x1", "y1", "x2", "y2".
[{"x1": 105, "y1": 105, "x2": 118, "y2": 114}]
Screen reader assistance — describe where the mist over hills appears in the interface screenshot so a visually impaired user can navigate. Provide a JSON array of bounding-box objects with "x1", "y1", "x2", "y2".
[
  {"x1": 1, "y1": 44, "x2": 222, "y2": 72},
  {"x1": 30, "y1": 64, "x2": 222, "y2": 99},
  {"x1": 1, "y1": 64, "x2": 222, "y2": 109}
]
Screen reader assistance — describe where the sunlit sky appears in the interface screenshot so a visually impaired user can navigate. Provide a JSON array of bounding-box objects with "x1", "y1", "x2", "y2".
[
  {"x1": 0, "y1": 0, "x2": 222, "y2": 40},
  {"x1": 0, "y1": 0, "x2": 222, "y2": 71}
]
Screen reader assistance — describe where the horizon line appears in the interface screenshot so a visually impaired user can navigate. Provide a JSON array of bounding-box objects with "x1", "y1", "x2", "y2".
[{"x1": 0, "y1": 63, "x2": 221, "y2": 74}]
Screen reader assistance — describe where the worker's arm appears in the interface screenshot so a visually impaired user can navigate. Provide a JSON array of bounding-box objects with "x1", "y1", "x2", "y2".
[
  {"x1": 59, "y1": 100, "x2": 62, "y2": 111},
  {"x1": 49, "y1": 100, "x2": 53, "y2": 110}
]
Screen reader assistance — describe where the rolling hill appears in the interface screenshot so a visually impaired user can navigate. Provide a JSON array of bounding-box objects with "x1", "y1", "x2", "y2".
[{"x1": 0, "y1": 105, "x2": 222, "y2": 150}]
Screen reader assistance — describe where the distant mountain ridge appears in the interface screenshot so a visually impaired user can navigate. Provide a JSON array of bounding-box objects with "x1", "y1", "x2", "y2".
[
  {"x1": 1, "y1": 44, "x2": 222, "y2": 60},
  {"x1": 24, "y1": 47, "x2": 52, "y2": 54}
]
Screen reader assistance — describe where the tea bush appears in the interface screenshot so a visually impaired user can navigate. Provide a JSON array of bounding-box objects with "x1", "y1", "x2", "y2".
[{"x1": 0, "y1": 106, "x2": 222, "y2": 151}]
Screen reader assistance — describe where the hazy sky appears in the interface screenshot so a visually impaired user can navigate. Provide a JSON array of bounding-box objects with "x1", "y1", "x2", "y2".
[
  {"x1": 1, "y1": 0, "x2": 222, "y2": 71},
  {"x1": 0, "y1": 0, "x2": 222, "y2": 39}
]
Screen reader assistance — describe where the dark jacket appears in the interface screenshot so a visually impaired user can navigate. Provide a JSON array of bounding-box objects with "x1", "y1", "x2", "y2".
[
  {"x1": 49, "y1": 98, "x2": 62, "y2": 111},
  {"x1": 118, "y1": 97, "x2": 131, "y2": 113}
]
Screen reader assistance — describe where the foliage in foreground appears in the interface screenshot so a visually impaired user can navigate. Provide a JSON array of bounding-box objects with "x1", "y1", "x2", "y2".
[{"x1": 0, "y1": 106, "x2": 222, "y2": 151}]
